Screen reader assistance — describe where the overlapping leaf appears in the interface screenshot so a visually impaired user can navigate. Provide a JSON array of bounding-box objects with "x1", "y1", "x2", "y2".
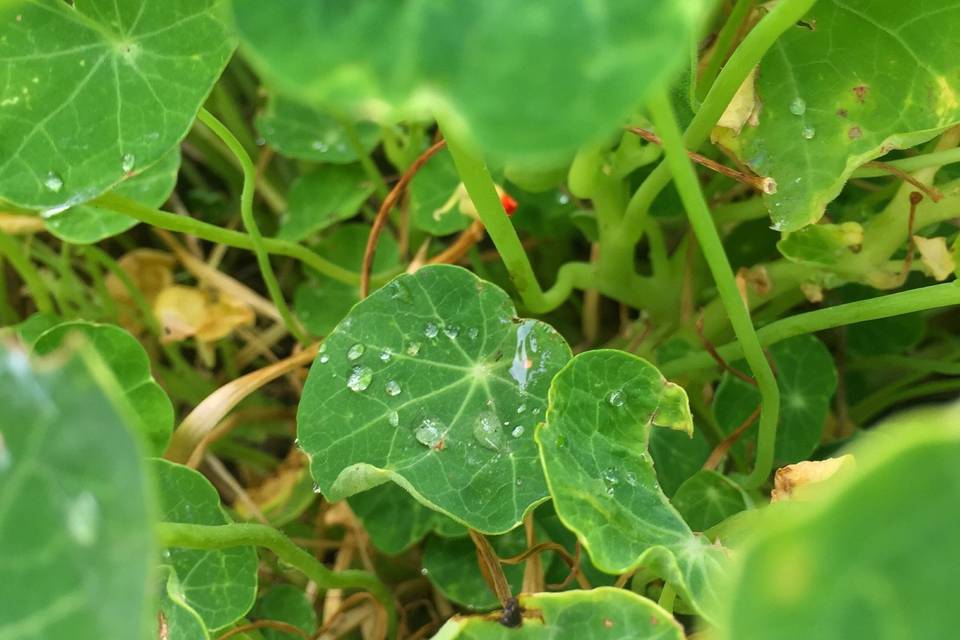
[
  {"x1": 0, "y1": 0, "x2": 234, "y2": 209},
  {"x1": 233, "y1": 0, "x2": 709, "y2": 161},
  {"x1": 278, "y1": 165, "x2": 376, "y2": 241},
  {"x1": 536, "y1": 350, "x2": 724, "y2": 620},
  {"x1": 0, "y1": 344, "x2": 154, "y2": 639},
  {"x1": 720, "y1": 0, "x2": 960, "y2": 231},
  {"x1": 297, "y1": 265, "x2": 572, "y2": 534},
  {"x1": 672, "y1": 470, "x2": 751, "y2": 532}
]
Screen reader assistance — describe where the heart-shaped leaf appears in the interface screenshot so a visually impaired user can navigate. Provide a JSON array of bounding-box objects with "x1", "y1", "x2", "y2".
[
  {"x1": 278, "y1": 165, "x2": 376, "y2": 241},
  {"x1": 33, "y1": 320, "x2": 174, "y2": 456},
  {"x1": 672, "y1": 470, "x2": 751, "y2": 532},
  {"x1": 233, "y1": 0, "x2": 709, "y2": 160},
  {"x1": 252, "y1": 585, "x2": 317, "y2": 640},
  {"x1": 720, "y1": 404, "x2": 960, "y2": 639},
  {"x1": 297, "y1": 265, "x2": 572, "y2": 534},
  {"x1": 0, "y1": 0, "x2": 234, "y2": 209},
  {"x1": 719, "y1": 0, "x2": 960, "y2": 231},
  {"x1": 536, "y1": 350, "x2": 724, "y2": 620},
  {"x1": 0, "y1": 344, "x2": 154, "y2": 639},
  {"x1": 432, "y1": 587, "x2": 684, "y2": 639},
  {"x1": 151, "y1": 459, "x2": 258, "y2": 630}
]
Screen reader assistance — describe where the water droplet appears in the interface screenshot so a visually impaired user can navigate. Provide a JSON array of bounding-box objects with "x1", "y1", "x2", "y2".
[
  {"x1": 405, "y1": 341, "x2": 421, "y2": 356},
  {"x1": 311, "y1": 140, "x2": 330, "y2": 152},
  {"x1": 443, "y1": 324, "x2": 460, "y2": 339},
  {"x1": 789, "y1": 97, "x2": 806, "y2": 116},
  {"x1": 602, "y1": 467, "x2": 619, "y2": 485},
  {"x1": 555, "y1": 434, "x2": 567, "y2": 448},
  {"x1": 415, "y1": 417, "x2": 444, "y2": 448},
  {"x1": 473, "y1": 412, "x2": 505, "y2": 451},
  {"x1": 607, "y1": 389, "x2": 625, "y2": 407},
  {"x1": 379, "y1": 350, "x2": 392, "y2": 362},
  {"x1": 557, "y1": 192, "x2": 571, "y2": 205},
  {"x1": 347, "y1": 365, "x2": 373, "y2": 392},
  {"x1": 121, "y1": 153, "x2": 135, "y2": 172},
  {"x1": 467, "y1": 327, "x2": 480, "y2": 340},
  {"x1": 389, "y1": 281, "x2": 412, "y2": 304},
  {"x1": 43, "y1": 171, "x2": 63, "y2": 193},
  {"x1": 509, "y1": 320, "x2": 537, "y2": 392},
  {"x1": 511, "y1": 426, "x2": 525, "y2": 438},
  {"x1": 385, "y1": 380, "x2": 401, "y2": 396},
  {"x1": 319, "y1": 354, "x2": 330, "y2": 364},
  {"x1": 420, "y1": 567, "x2": 429, "y2": 576},
  {"x1": 624, "y1": 471, "x2": 638, "y2": 486},
  {"x1": 66, "y1": 492, "x2": 99, "y2": 546},
  {"x1": 424, "y1": 322, "x2": 439, "y2": 338},
  {"x1": 516, "y1": 403, "x2": 526, "y2": 414},
  {"x1": 312, "y1": 482, "x2": 322, "y2": 494},
  {"x1": 388, "y1": 411, "x2": 399, "y2": 427},
  {"x1": 347, "y1": 344, "x2": 365, "y2": 361},
  {"x1": 802, "y1": 126, "x2": 816, "y2": 140}
]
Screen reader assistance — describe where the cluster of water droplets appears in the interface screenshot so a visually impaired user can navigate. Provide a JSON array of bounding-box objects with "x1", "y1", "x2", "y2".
[{"x1": 789, "y1": 96, "x2": 816, "y2": 140}]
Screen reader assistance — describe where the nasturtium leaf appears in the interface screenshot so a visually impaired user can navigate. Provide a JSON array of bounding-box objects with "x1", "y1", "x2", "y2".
[
  {"x1": 648, "y1": 422, "x2": 713, "y2": 497},
  {"x1": 256, "y1": 93, "x2": 380, "y2": 163},
  {"x1": 776, "y1": 222, "x2": 864, "y2": 268},
  {"x1": 839, "y1": 284, "x2": 925, "y2": 356},
  {"x1": 8, "y1": 310, "x2": 61, "y2": 347},
  {"x1": 349, "y1": 482, "x2": 465, "y2": 556},
  {"x1": 720, "y1": 404, "x2": 960, "y2": 639},
  {"x1": 298, "y1": 265, "x2": 572, "y2": 534},
  {"x1": 0, "y1": 344, "x2": 154, "y2": 640},
  {"x1": 253, "y1": 585, "x2": 317, "y2": 640},
  {"x1": 422, "y1": 529, "x2": 528, "y2": 611},
  {"x1": 158, "y1": 567, "x2": 210, "y2": 640},
  {"x1": 278, "y1": 165, "x2": 376, "y2": 241},
  {"x1": 232, "y1": 0, "x2": 709, "y2": 161},
  {"x1": 432, "y1": 588, "x2": 684, "y2": 640},
  {"x1": 720, "y1": 0, "x2": 960, "y2": 231},
  {"x1": 672, "y1": 470, "x2": 751, "y2": 532},
  {"x1": 294, "y1": 223, "x2": 400, "y2": 337},
  {"x1": 536, "y1": 350, "x2": 724, "y2": 619},
  {"x1": 151, "y1": 459, "x2": 258, "y2": 630},
  {"x1": 44, "y1": 147, "x2": 180, "y2": 244},
  {"x1": 410, "y1": 148, "x2": 470, "y2": 236},
  {"x1": 33, "y1": 320, "x2": 174, "y2": 456},
  {"x1": 0, "y1": 0, "x2": 235, "y2": 210},
  {"x1": 713, "y1": 335, "x2": 837, "y2": 465}
]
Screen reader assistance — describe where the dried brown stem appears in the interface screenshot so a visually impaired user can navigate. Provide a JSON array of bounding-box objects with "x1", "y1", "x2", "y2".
[
  {"x1": 427, "y1": 219, "x2": 485, "y2": 265},
  {"x1": 696, "y1": 313, "x2": 756, "y2": 385},
  {"x1": 703, "y1": 405, "x2": 762, "y2": 471},
  {"x1": 217, "y1": 620, "x2": 310, "y2": 640},
  {"x1": 864, "y1": 161, "x2": 942, "y2": 202},
  {"x1": 469, "y1": 529, "x2": 513, "y2": 607}
]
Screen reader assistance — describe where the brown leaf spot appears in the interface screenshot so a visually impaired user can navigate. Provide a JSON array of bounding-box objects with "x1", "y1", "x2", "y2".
[
  {"x1": 848, "y1": 126, "x2": 862, "y2": 139},
  {"x1": 603, "y1": 618, "x2": 615, "y2": 628},
  {"x1": 852, "y1": 84, "x2": 869, "y2": 103},
  {"x1": 836, "y1": 108, "x2": 848, "y2": 118}
]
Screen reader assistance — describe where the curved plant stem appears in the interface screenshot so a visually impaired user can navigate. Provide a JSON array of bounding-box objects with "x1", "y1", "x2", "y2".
[
  {"x1": 663, "y1": 281, "x2": 960, "y2": 377},
  {"x1": 157, "y1": 522, "x2": 396, "y2": 638},
  {"x1": 197, "y1": 109, "x2": 308, "y2": 345},
  {"x1": 621, "y1": 0, "x2": 819, "y2": 246},
  {"x1": 91, "y1": 192, "x2": 394, "y2": 286},
  {"x1": 697, "y1": 0, "x2": 756, "y2": 102},
  {"x1": 0, "y1": 230, "x2": 53, "y2": 314},
  {"x1": 648, "y1": 92, "x2": 779, "y2": 490}
]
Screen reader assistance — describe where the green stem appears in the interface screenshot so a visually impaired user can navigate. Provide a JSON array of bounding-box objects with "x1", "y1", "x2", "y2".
[
  {"x1": 850, "y1": 378, "x2": 960, "y2": 426},
  {"x1": 197, "y1": 109, "x2": 309, "y2": 345},
  {"x1": 697, "y1": 0, "x2": 756, "y2": 102},
  {"x1": 663, "y1": 281, "x2": 960, "y2": 377},
  {"x1": 157, "y1": 522, "x2": 396, "y2": 637},
  {"x1": 649, "y1": 92, "x2": 779, "y2": 490},
  {"x1": 0, "y1": 230, "x2": 53, "y2": 314},
  {"x1": 91, "y1": 193, "x2": 387, "y2": 287},
  {"x1": 621, "y1": 0, "x2": 818, "y2": 246},
  {"x1": 338, "y1": 117, "x2": 389, "y2": 199}
]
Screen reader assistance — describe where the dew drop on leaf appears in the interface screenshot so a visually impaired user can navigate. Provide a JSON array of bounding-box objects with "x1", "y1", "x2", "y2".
[
  {"x1": 415, "y1": 417, "x2": 444, "y2": 448},
  {"x1": 516, "y1": 403, "x2": 526, "y2": 414},
  {"x1": 802, "y1": 126, "x2": 816, "y2": 140},
  {"x1": 789, "y1": 97, "x2": 806, "y2": 115},
  {"x1": 467, "y1": 327, "x2": 480, "y2": 340},
  {"x1": 379, "y1": 350, "x2": 392, "y2": 362},
  {"x1": 319, "y1": 354, "x2": 330, "y2": 364},
  {"x1": 347, "y1": 343, "x2": 365, "y2": 360},
  {"x1": 346, "y1": 365, "x2": 373, "y2": 392},
  {"x1": 43, "y1": 171, "x2": 63, "y2": 193},
  {"x1": 509, "y1": 320, "x2": 537, "y2": 392},
  {"x1": 424, "y1": 322, "x2": 439, "y2": 338},
  {"x1": 388, "y1": 280, "x2": 412, "y2": 304},
  {"x1": 388, "y1": 410, "x2": 399, "y2": 427},
  {"x1": 312, "y1": 482, "x2": 322, "y2": 494},
  {"x1": 385, "y1": 380, "x2": 401, "y2": 396},
  {"x1": 405, "y1": 341, "x2": 421, "y2": 356},
  {"x1": 443, "y1": 324, "x2": 460, "y2": 339},
  {"x1": 511, "y1": 425, "x2": 525, "y2": 438},
  {"x1": 121, "y1": 153, "x2": 136, "y2": 172},
  {"x1": 607, "y1": 389, "x2": 625, "y2": 407},
  {"x1": 473, "y1": 411, "x2": 505, "y2": 451},
  {"x1": 624, "y1": 471, "x2": 638, "y2": 486},
  {"x1": 311, "y1": 140, "x2": 329, "y2": 152},
  {"x1": 66, "y1": 491, "x2": 99, "y2": 546}
]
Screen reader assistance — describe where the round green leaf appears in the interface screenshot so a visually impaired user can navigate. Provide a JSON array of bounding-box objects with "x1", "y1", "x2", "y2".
[
  {"x1": 256, "y1": 93, "x2": 380, "y2": 163},
  {"x1": 536, "y1": 350, "x2": 724, "y2": 620},
  {"x1": 232, "y1": 0, "x2": 709, "y2": 161},
  {"x1": 151, "y1": 459, "x2": 258, "y2": 630},
  {"x1": 672, "y1": 470, "x2": 751, "y2": 533},
  {"x1": 278, "y1": 165, "x2": 376, "y2": 241},
  {"x1": 253, "y1": 585, "x2": 317, "y2": 640},
  {"x1": 648, "y1": 424, "x2": 712, "y2": 498},
  {"x1": 297, "y1": 265, "x2": 572, "y2": 534},
  {"x1": 33, "y1": 321, "x2": 174, "y2": 456},
  {"x1": 349, "y1": 482, "x2": 465, "y2": 556},
  {"x1": 722, "y1": 0, "x2": 960, "y2": 231},
  {"x1": 410, "y1": 148, "x2": 470, "y2": 236},
  {"x1": 44, "y1": 147, "x2": 180, "y2": 244},
  {"x1": 158, "y1": 567, "x2": 210, "y2": 640},
  {"x1": 713, "y1": 335, "x2": 837, "y2": 466},
  {"x1": 432, "y1": 588, "x2": 684, "y2": 639},
  {"x1": 0, "y1": 0, "x2": 234, "y2": 209},
  {"x1": 0, "y1": 345, "x2": 155, "y2": 639},
  {"x1": 720, "y1": 405, "x2": 960, "y2": 639}
]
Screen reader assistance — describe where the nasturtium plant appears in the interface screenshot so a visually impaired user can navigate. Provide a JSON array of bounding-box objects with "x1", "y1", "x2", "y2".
[
  {"x1": 6, "y1": 1, "x2": 960, "y2": 638},
  {"x1": 298, "y1": 265, "x2": 572, "y2": 533}
]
